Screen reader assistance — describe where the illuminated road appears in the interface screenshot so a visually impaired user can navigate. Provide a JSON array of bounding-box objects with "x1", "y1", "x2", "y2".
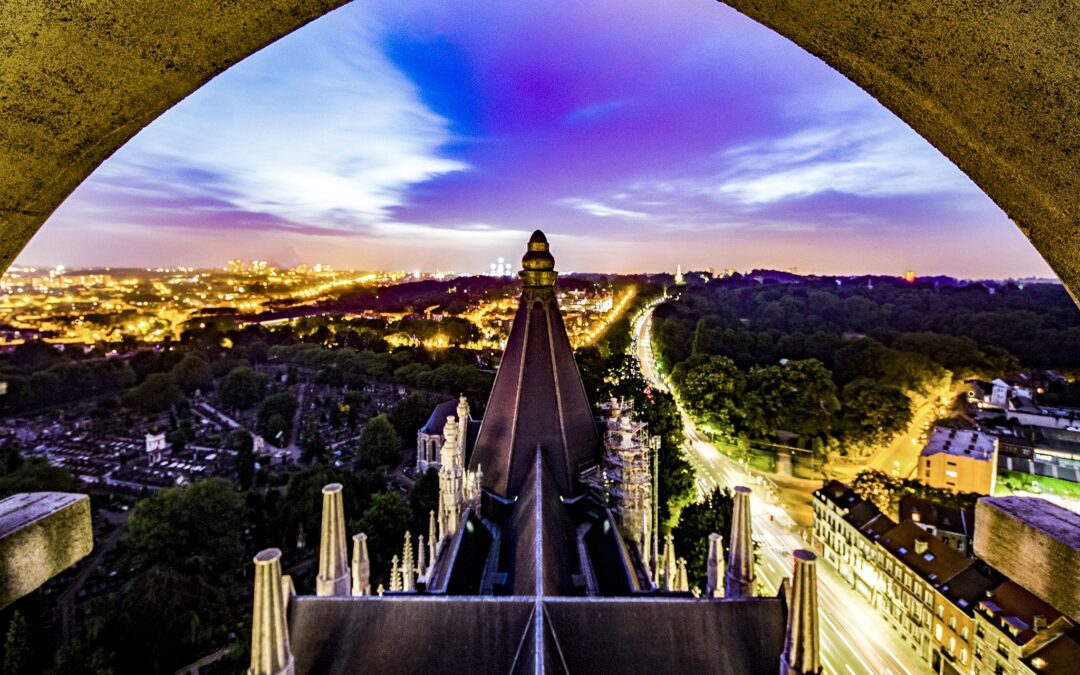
[{"x1": 631, "y1": 302, "x2": 930, "y2": 675}]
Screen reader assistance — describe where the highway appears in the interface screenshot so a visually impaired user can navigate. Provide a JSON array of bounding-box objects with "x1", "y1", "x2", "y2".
[{"x1": 631, "y1": 301, "x2": 930, "y2": 675}]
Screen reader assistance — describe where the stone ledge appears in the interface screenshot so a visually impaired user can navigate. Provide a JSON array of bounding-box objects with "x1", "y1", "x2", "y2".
[{"x1": 0, "y1": 492, "x2": 93, "y2": 609}]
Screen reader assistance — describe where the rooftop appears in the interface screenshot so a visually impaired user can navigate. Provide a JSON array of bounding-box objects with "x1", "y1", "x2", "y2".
[
  {"x1": 878, "y1": 520, "x2": 972, "y2": 586},
  {"x1": 978, "y1": 580, "x2": 1064, "y2": 645},
  {"x1": 920, "y1": 427, "x2": 997, "y2": 462},
  {"x1": 900, "y1": 495, "x2": 974, "y2": 537},
  {"x1": 979, "y1": 497, "x2": 1080, "y2": 553}
]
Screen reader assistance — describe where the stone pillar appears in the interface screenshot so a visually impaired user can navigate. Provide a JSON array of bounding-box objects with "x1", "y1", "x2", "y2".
[
  {"x1": 676, "y1": 558, "x2": 689, "y2": 592},
  {"x1": 706, "y1": 532, "x2": 725, "y2": 598},
  {"x1": 780, "y1": 550, "x2": 821, "y2": 675},
  {"x1": 662, "y1": 532, "x2": 677, "y2": 591},
  {"x1": 351, "y1": 533, "x2": 370, "y2": 597},
  {"x1": 316, "y1": 483, "x2": 350, "y2": 596},
  {"x1": 725, "y1": 486, "x2": 755, "y2": 598},
  {"x1": 249, "y1": 549, "x2": 294, "y2": 675}
]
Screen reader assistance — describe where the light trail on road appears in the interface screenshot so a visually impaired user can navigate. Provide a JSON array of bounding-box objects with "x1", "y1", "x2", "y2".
[{"x1": 630, "y1": 302, "x2": 930, "y2": 675}]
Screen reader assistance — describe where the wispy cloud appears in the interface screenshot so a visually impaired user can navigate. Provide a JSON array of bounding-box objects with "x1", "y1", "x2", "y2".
[
  {"x1": 557, "y1": 197, "x2": 651, "y2": 219},
  {"x1": 69, "y1": 4, "x2": 466, "y2": 234},
  {"x1": 712, "y1": 118, "x2": 971, "y2": 205}
]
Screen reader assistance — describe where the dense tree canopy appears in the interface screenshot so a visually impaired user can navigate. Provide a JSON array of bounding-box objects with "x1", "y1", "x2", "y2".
[{"x1": 357, "y1": 414, "x2": 403, "y2": 469}]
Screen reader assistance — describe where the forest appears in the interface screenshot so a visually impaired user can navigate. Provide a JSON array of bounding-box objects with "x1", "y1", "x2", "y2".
[{"x1": 652, "y1": 277, "x2": 1079, "y2": 458}]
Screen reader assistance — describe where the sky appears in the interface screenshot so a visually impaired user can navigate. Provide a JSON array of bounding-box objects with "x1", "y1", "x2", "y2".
[{"x1": 15, "y1": 0, "x2": 1055, "y2": 279}]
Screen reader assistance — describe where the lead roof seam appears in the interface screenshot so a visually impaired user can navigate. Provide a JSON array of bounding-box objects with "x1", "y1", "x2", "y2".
[
  {"x1": 544, "y1": 296, "x2": 573, "y2": 493},
  {"x1": 505, "y1": 297, "x2": 532, "y2": 496}
]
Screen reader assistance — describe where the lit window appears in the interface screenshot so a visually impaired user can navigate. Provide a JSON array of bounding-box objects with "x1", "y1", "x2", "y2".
[
  {"x1": 936, "y1": 623, "x2": 943, "y2": 641},
  {"x1": 946, "y1": 470, "x2": 959, "y2": 478}
]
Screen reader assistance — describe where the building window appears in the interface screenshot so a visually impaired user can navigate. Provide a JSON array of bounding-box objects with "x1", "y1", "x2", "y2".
[
  {"x1": 961, "y1": 648, "x2": 968, "y2": 664},
  {"x1": 936, "y1": 623, "x2": 943, "y2": 641},
  {"x1": 976, "y1": 624, "x2": 985, "y2": 639},
  {"x1": 937, "y1": 604, "x2": 944, "y2": 618},
  {"x1": 949, "y1": 616, "x2": 957, "y2": 631},
  {"x1": 962, "y1": 626, "x2": 969, "y2": 641}
]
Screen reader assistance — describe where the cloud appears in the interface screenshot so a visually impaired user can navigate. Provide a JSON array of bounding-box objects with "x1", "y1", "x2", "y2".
[
  {"x1": 712, "y1": 116, "x2": 973, "y2": 205},
  {"x1": 64, "y1": 4, "x2": 466, "y2": 235},
  {"x1": 557, "y1": 198, "x2": 651, "y2": 219}
]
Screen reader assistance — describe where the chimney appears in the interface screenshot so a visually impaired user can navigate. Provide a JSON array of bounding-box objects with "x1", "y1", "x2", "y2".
[
  {"x1": 249, "y1": 549, "x2": 294, "y2": 675},
  {"x1": 706, "y1": 532, "x2": 725, "y2": 598},
  {"x1": 914, "y1": 537, "x2": 929, "y2": 555},
  {"x1": 725, "y1": 486, "x2": 755, "y2": 598},
  {"x1": 1033, "y1": 615, "x2": 1048, "y2": 631},
  {"x1": 351, "y1": 533, "x2": 370, "y2": 596},
  {"x1": 780, "y1": 550, "x2": 821, "y2": 675},
  {"x1": 316, "y1": 483, "x2": 350, "y2": 596}
]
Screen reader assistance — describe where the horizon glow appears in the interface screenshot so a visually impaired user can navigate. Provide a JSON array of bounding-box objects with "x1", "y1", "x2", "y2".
[{"x1": 14, "y1": 0, "x2": 1056, "y2": 280}]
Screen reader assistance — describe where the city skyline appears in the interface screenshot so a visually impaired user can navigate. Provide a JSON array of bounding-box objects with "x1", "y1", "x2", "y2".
[{"x1": 14, "y1": 0, "x2": 1056, "y2": 280}]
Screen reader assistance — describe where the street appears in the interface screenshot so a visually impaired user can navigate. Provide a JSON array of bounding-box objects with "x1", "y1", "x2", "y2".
[{"x1": 631, "y1": 302, "x2": 930, "y2": 675}]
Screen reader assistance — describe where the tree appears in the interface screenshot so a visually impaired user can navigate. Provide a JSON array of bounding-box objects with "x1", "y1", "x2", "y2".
[
  {"x1": 170, "y1": 428, "x2": 187, "y2": 454},
  {"x1": 671, "y1": 355, "x2": 743, "y2": 433},
  {"x1": 409, "y1": 468, "x2": 440, "y2": 528},
  {"x1": 357, "y1": 414, "x2": 402, "y2": 469},
  {"x1": 126, "y1": 373, "x2": 181, "y2": 414},
  {"x1": 743, "y1": 359, "x2": 839, "y2": 440},
  {"x1": 0, "y1": 458, "x2": 77, "y2": 499},
  {"x1": 839, "y1": 379, "x2": 913, "y2": 449},
  {"x1": 230, "y1": 430, "x2": 255, "y2": 490},
  {"x1": 258, "y1": 392, "x2": 298, "y2": 437},
  {"x1": 672, "y1": 488, "x2": 734, "y2": 592},
  {"x1": 3, "y1": 611, "x2": 32, "y2": 675},
  {"x1": 851, "y1": 469, "x2": 902, "y2": 515},
  {"x1": 390, "y1": 392, "x2": 441, "y2": 443},
  {"x1": 218, "y1": 366, "x2": 266, "y2": 410},
  {"x1": 266, "y1": 414, "x2": 289, "y2": 448},
  {"x1": 356, "y1": 492, "x2": 412, "y2": 586},
  {"x1": 170, "y1": 355, "x2": 212, "y2": 395},
  {"x1": 125, "y1": 478, "x2": 245, "y2": 579}
]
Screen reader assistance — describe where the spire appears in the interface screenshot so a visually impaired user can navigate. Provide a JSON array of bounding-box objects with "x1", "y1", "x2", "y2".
[
  {"x1": 390, "y1": 555, "x2": 401, "y2": 592},
  {"x1": 316, "y1": 483, "x2": 349, "y2": 596},
  {"x1": 470, "y1": 232, "x2": 600, "y2": 498},
  {"x1": 351, "y1": 533, "x2": 370, "y2": 597},
  {"x1": 417, "y1": 534, "x2": 427, "y2": 582},
  {"x1": 402, "y1": 532, "x2": 415, "y2": 592},
  {"x1": 662, "y1": 532, "x2": 677, "y2": 591},
  {"x1": 249, "y1": 549, "x2": 294, "y2": 675},
  {"x1": 781, "y1": 550, "x2": 821, "y2": 675},
  {"x1": 706, "y1": 532, "x2": 725, "y2": 598},
  {"x1": 428, "y1": 509, "x2": 438, "y2": 560},
  {"x1": 725, "y1": 486, "x2": 755, "y2": 598}
]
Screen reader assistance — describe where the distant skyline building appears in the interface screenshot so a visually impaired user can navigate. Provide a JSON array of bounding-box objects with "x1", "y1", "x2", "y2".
[{"x1": 246, "y1": 230, "x2": 822, "y2": 674}]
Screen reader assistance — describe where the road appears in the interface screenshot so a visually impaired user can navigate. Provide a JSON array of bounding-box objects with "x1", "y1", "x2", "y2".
[{"x1": 631, "y1": 302, "x2": 929, "y2": 675}]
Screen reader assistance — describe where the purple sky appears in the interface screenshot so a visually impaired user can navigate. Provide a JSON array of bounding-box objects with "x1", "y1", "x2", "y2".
[{"x1": 15, "y1": 0, "x2": 1054, "y2": 279}]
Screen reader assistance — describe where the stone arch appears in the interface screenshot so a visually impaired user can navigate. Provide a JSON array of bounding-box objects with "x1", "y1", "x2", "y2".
[{"x1": 0, "y1": 1, "x2": 1077, "y2": 298}]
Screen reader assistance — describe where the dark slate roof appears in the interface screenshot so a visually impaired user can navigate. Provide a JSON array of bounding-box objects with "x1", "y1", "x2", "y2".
[
  {"x1": 288, "y1": 596, "x2": 788, "y2": 675},
  {"x1": 899, "y1": 495, "x2": 974, "y2": 537},
  {"x1": 816, "y1": 480, "x2": 860, "y2": 511},
  {"x1": 419, "y1": 399, "x2": 459, "y2": 435},
  {"x1": 844, "y1": 501, "x2": 882, "y2": 530},
  {"x1": 289, "y1": 597, "x2": 534, "y2": 674},
  {"x1": 937, "y1": 565, "x2": 999, "y2": 614},
  {"x1": 544, "y1": 597, "x2": 787, "y2": 675},
  {"x1": 469, "y1": 287, "x2": 600, "y2": 499},
  {"x1": 979, "y1": 580, "x2": 1065, "y2": 646},
  {"x1": 878, "y1": 520, "x2": 972, "y2": 586}
]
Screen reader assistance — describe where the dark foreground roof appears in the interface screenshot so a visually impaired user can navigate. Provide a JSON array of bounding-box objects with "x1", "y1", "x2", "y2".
[{"x1": 289, "y1": 595, "x2": 787, "y2": 675}]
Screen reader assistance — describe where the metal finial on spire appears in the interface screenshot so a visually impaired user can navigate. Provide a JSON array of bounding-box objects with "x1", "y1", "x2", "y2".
[{"x1": 519, "y1": 230, "x2": 557, "y2": 287}]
